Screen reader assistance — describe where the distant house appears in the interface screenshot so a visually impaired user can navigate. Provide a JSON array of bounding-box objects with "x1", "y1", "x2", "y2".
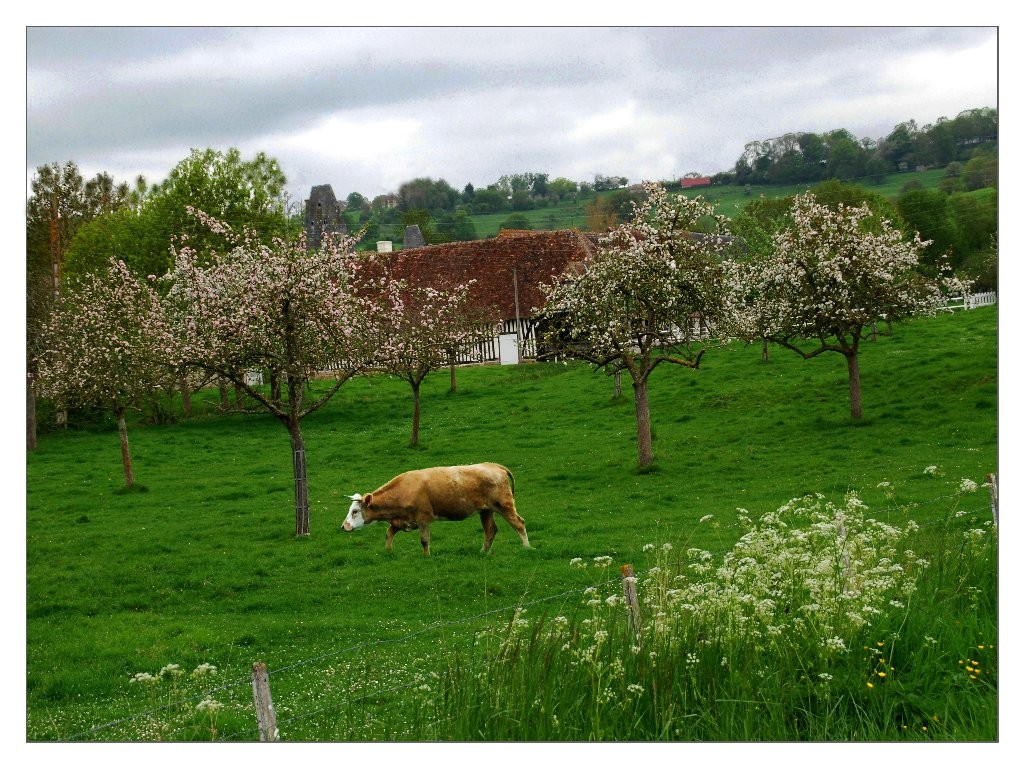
[{"x1": 680, "y1": 176, "x2": 712, "y2": 189}]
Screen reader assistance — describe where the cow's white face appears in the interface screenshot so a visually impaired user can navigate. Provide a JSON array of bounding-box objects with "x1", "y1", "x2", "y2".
[{"x1": 342, "y1": 493, "x2": 373, "y2": 531}]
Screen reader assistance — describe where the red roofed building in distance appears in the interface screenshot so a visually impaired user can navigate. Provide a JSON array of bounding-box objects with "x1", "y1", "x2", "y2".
[{"x1": 679, "y1": 176, "x2": 712, "y2": 189}]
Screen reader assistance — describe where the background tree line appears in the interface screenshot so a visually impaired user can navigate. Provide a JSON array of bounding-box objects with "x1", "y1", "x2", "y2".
[{"x1": 718, "y1": 107, "x2": 996, "y2": 187}]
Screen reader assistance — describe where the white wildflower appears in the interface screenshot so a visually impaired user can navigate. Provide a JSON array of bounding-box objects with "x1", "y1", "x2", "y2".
[
  {"x1": 959, "y1": 478, "x2": 979, "y2": 494},
  {"x1": 195, "y1": 698, "x2": 222, "y2": 714}
]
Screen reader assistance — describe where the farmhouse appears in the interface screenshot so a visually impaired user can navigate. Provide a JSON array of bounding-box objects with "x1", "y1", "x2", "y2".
[{"x1": 377, "y1": 228, "x2": 599, "y2": 361}]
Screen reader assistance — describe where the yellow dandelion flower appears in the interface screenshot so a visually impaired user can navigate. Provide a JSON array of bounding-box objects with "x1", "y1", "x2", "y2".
[
  {"x1": 978, "y1": 645, "x2": 986, "y2": 650},
  {"x1": 922, "y1": 726, "x2": 928, "y2": 732},
  {"x1": 867, "y1": 682, "x2": 874, "y2": 689},
  {"x1": 970, "y1": 675, "x2": 978, "y2": 680},
  {"x1": 876, "y1": 642, "x2": 885, "y2": 647},
  {"x1": 958, "y1": 660, "x2": 964, "y2": 665},
  {"x1": 933, "y1": 715, "x2": 939, "y2": 722},
  {"x1": 877, "y1": 671, "x2": 887, "y2": 678}
]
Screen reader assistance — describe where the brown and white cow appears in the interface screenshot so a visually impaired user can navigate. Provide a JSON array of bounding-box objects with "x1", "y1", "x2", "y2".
[{"x1": 342, "y1": 462, "x2": 530, "y2": 556}]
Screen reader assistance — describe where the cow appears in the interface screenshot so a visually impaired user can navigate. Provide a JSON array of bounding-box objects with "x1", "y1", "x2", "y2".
[{"x1": 342, "y1": 462, "x2": 531, "y2": 557}]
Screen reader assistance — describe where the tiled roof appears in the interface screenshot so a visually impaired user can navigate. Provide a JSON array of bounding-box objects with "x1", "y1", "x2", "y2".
[{"x1": 377, "y1": 229, "x2": 599, "y2": 320}]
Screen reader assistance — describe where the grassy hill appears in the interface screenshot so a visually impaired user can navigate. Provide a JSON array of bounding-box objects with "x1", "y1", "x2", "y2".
[
  {"x1": 463, "y1": 169, "x2": 950, "y2": 238},
  {"x1": 26, "y1": 306, "x2": 996, "y2": 740}
]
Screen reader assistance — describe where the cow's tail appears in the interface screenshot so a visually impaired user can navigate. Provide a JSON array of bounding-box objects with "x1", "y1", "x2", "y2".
[{"x1": 502, "y1": 465, "x2": 515, "y2": 496}]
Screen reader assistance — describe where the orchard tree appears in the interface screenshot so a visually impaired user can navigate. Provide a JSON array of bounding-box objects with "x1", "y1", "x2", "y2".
[
  {"x1": 66, "y1": 148, "x2": 292, "y2": 282},
  {"x1": 739, "y1": 192, "x2": 968, "y2": 420},
  {"x1": 34, "y1": 258, "x2": 174, "y2": 487},
  {"x1": 540, "y1": 182, "x2": 739, "y2": 468},
  {"x1": 164, "y1": 210, "x2": 376, "y2": 536},
  {"x1": 370, "y1": 273, "x2": 483, "y2": 446},
  {"x1": 27, "y1": 162, "x2": 138, "y2": 447}
]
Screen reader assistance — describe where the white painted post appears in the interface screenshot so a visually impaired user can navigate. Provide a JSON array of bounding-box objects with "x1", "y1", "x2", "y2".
[{"x1": 987, "y1": 473, "x2": 998, "y2": 528}]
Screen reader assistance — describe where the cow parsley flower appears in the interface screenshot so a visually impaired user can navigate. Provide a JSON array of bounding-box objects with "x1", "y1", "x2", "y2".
[
  {"x1": 191, "y1": 663, "x2": 218, "y2": 678},
  {"x1": 159, "y1": 663, "x2": 182, "y2": 678},
  {"x1": 959, "y1": 478, "x2": 979, "y2": 494},
  {"x1": 195, "y1": 698, "x2": 222, "y2": 714}
]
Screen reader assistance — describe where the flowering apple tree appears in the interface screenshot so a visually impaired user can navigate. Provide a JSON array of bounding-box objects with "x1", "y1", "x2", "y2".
[
  {"x1": 738, "y1": 192, "x2": 968, "y2": 420},
  {"x1": 539, "y1": 182, "x2": 740, "y2": 467},
  {"x1": 368, "y1": 268, "x2": 491, "y2": 446},
  {"x1": 34, "y1": 258, "x2": 175, "y2": 487},
  {"x1": 163, "y1": 210, "x2": 376, "y2": 535}
]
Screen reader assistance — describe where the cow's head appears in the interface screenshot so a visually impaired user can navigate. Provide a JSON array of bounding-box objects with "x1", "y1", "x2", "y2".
[{"x1": 342, "y1": 493, "x2": 374, "y2": 531}]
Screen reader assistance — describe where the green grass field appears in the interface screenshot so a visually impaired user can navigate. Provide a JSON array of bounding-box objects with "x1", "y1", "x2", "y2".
[
  {"x1": 456, "y1": 169, "x2": 948, "y2": 239},
  {"x1": 26, "y1": 306, "x2": 997, "y2": 741}
]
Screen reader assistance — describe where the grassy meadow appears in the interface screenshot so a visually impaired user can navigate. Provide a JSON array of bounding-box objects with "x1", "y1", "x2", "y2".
[
  {"x1": 26, "y1": 306, "x2": 997, "y2": 741},
  {"x1": 463, "y1": 169, "x2": 949, "y2": 238}
]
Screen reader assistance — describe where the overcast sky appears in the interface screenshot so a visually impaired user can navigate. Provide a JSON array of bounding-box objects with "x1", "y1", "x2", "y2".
[{"x1": 26, "y1": 26, "x2": 997, "y2": 205}]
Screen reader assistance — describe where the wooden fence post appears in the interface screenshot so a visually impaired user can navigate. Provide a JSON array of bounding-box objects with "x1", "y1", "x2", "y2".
[
  {"x1": 251, "y1": 661, "x2": 279, "y2": 742},
  {"x1": 987, "y1": 473, "x2": 998, "y2": 528},
  {"x1": 620, "y1": 564, "x2": 642, "y2": 643}
]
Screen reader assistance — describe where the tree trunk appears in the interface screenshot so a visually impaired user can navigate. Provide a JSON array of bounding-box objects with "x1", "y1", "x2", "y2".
[
  {"x1": 761, "y1": 338, "x2": 770, "y2": 362},
  {"x1": 234, "y1": 380, "x2": 245, "y2": 411},
  {"x1": 219, "y1": 380, "x2": 230, "y2": 410},
  {"x1": 180, "y1": 377, "x2": 192, "y2": 418},
  {"x1": 27, "y1": 374, "x2": 37, "y2": 451},
  {"x1": 633, "y1": 377, "x2": 654, "y2": 467},
  {"x1": 449, "y1": 363, "x2": 457, "y2": 393},
  {"x1": 410, "y1": 382, "x2": 421, "y2": 447},
  {"x1": 289, "y1": 420, "x2": 310, "y2": 536},
  {"x1": 270, "y1": 369, "x2": 281, "y2": 402},
  {"x1": 116, "y1": 405, "x2": 135, "y2": 487},
  {"x1": 846, "y1": 351, "x2": 863, "y2": 420}
]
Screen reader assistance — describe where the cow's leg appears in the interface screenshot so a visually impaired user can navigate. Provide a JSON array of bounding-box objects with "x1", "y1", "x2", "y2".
[
  {"x1": 419, "y1": 524, "x2": 431, "y2": 557},
  {"x1": 385, "y1": 523, "x2": 400, "y2": 552},
  {"x1": 480, "y1": 510, "x2": 498, "y2": 553},
  {"x1": 497, "y1": 500, "x2": 530, "y2": 548}
]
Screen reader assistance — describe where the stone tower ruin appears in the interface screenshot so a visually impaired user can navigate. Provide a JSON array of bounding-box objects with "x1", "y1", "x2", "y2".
[{"x1": 304, "y1": 184, "x2": 347, "y2": 250}]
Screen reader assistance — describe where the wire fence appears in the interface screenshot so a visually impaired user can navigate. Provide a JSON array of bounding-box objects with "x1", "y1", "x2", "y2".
[{"x1": 60, "y1": 481, "x2": 996, "y2": 743}]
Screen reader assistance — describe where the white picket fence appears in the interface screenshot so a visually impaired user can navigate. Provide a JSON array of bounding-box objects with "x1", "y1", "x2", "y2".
[{"x1": 948, "y1": 291, "x2": 996, "y2": 310}]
